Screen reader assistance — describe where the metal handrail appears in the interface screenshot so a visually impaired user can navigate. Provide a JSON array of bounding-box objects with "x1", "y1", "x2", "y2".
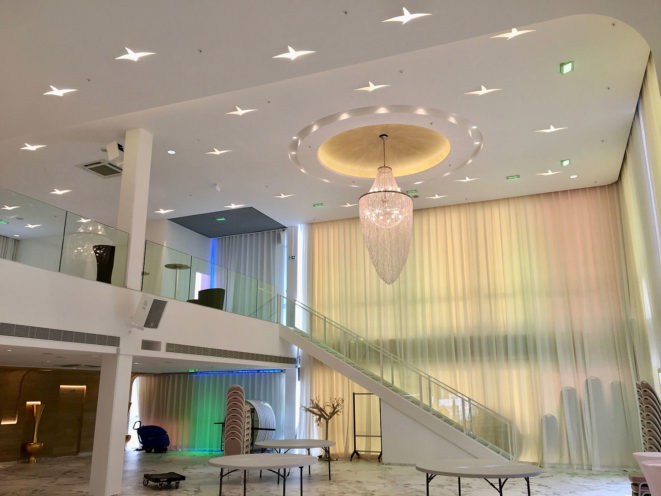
[{"x1": 277, "y1": 294, "x2": 511, "y2": 424}]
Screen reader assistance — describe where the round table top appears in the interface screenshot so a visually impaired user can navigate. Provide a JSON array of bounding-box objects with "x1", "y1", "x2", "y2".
[
  {"x1": 416, "y1": 458, "x2": 542, "y2": 479},
  {"x1": 209, "y1": 453, "x2": 318, "y2": 470},
  {"x1": 254, "y1": 439, "x2": 336, "y2": 450},
  {"x1": 164, "y1": 263, "x2": 191, "y2": 270}
]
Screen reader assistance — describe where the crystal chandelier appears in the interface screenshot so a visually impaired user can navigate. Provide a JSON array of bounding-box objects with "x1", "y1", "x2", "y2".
[{"x1": 359, "y1": 134, "x2": 413, "y2": 284}]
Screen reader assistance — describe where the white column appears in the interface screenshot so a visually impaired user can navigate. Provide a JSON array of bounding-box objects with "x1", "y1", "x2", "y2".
[
  {"x1": 117, "y1": 128, "x2": 153, "y2": 291},
  {"x1": 283, "y1": 367, "x2": 298, "y2": 438},
  {"x1": 89, "y1": 353, "x2": 133, "y2": 496}
]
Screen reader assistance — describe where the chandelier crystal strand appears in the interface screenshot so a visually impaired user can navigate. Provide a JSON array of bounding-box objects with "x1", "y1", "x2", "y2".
[{"x1": 359, "y1": 134, "x2": 413, "y2": 284}]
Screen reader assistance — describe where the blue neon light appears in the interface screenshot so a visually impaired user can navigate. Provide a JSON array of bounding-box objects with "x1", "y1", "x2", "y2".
[
  {"x1": 191, "y1": 369, "x2": 284, "y2": 377},
  {"x1": 209, "y1": 238, "x2": 218, "y2": 287}
]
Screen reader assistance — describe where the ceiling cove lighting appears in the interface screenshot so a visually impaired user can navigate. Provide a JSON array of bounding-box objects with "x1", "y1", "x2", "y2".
[
  {"x1": 560, "y1": 159, "x2": 571, "y2": 167},
  {"x1": 115, "y1": 47, "x2": 155, "y2": 62},
  {"x1": 273, "y1": 46, "x2": 315, "y2": 61},
  {"x1": 427, "y1": 194, "x2": 447, "y2": 199},
  {"x1": 43, "y1": 85, "x2": 77, "y2": 96},
  {"x1": 457, "y1": 176, "x2": 479, "y2": 182},
  {"x1": 155, "y1": 208, "x2": 174, "y2": 214},
  {"x1": 355, "y1": 81, "x2": 390, "y2": 92},
  {"x1": 275, "y1": 193, "x2": 294, "y2": 199},
  {"x1": 21, "y1": 143, "x2": 46, "y2": 151},
  {"x1": 50, "y1": 189, "x2": 71, "y2": 195},
  {"x1": 227, "y1": 106, "x2": 257, "y2": 116},
  {"x1": 382, "y1": 7, "x2": 431, "y2": 24},
  {"x1": 206, "y1": 147, "x2": 231, "y2": 155},
  {"x1": 359, "y1": 134, "x2": 413, "y2": 285},
  {"x1": 2, "y1": 205, "x2": 19, "y2": 210},
  {"x1": 538, "y1": 169, "x2": 560, "y2": 176},
  {"x1": 490, "y1": 27, "x2": 535, "y2": 40},
  {"x1": 535, "y1": 125, "x2": 568, "y2": 133},
  {"x1": 559, "y1": 61, "x2": 575, "y2": 74},
  {"x1": 464, "y1": 85, "x2": 501, "y2": 96},
  {"x1": 224, "y1": 203, "x2": 245, "y2": 209}
]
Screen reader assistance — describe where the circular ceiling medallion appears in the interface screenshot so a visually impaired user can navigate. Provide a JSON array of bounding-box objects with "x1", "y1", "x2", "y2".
[
  {"x1": 318, "y1": 124, "x2": 450, "y2": 178},
  {"x1": 288, "y1": 105, "x2": 483, "y2": 186}
]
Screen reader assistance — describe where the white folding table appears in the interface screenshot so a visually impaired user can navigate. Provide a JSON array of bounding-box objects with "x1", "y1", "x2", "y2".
[
  {"x1": 254, "y1": 439, "x2": 336, "y2": 480},
  {"x1": 209, "y1": 453, "x2": 317, "y2": 496},
  {"x1": 416, "y1": 458, "x2": 542, "y2": 496}
]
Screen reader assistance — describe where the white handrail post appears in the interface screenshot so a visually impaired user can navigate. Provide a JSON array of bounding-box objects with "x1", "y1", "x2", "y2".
[
  {"x1": 418, "y1": 375, "x2": 423, "y2": 407},
  {"x1": 342, "y1": 332, "x2": 347, "y2": 358},
  {"x1": 323, "y1": 316, "x2": 327, "y2": 343},
  {"x1": 461, "y1": 398, "x2": 467, "y2": 432},
  {"x1": 276, "y1": 294, "x2": 282, "y2": 325},
  {"x1": 379, "y1": 348, "x2": 384, "y2": 384}
]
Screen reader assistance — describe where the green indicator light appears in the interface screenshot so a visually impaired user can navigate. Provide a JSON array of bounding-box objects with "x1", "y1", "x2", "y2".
[
  {"x1": 406, "y1": 189, "x2": 418, "y2": 195},
  {"x1": 0, "y1": 220, "x2": 8, "y2": 224},
  {"x1": 559, "y1": 61, "x2": 574, "y2": 74},
  {"x1": 215, "y1": 217, "x2": 226, "y2": 222},
  {"x1": 506, "y1": 175, "x2": 520, "y2": 180},
  {"x1": 188, "y1": 368, "x2": 199, "y2": 373},
  {"x1": 313, "y1": 202, "x2": 324, "y2": 208},
  {"x1": 560, "y1": 159, "x2": 570, "y2": 167}
]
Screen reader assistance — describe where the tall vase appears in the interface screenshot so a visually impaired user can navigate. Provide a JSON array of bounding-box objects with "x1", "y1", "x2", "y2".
[
  {"x1": 93, "y1": 245, "x2": 116, "y2": 284},
  {"x1": 24, "y1": 403, "x2": 45, "y2": 463}
]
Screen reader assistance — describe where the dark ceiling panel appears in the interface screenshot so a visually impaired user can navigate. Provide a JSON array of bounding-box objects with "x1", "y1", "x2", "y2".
[{"x1": 170, "y1": 207, "x2": 285, "y2": 238}]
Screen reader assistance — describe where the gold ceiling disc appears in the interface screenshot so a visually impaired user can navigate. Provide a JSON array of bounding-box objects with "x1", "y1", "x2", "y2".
[{"x1": 317, "y1": 123, "x2": 451, "y2": 178}]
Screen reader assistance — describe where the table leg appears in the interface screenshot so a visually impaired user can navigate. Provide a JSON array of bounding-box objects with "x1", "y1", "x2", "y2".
[
  {"x1": 283, "y1": 468, "x2": 287, "y2": 496},
  {"x1": 526, "y1": 477, "x2": 530, "y2": 496},
  {"x1": 300, "y1": 467, "x2": 303, "y2": 496},
  {"x1": 243, "y1": 469, "x2": 247, "y2": 496},
  {"x1": 219, "y1": 468, "x2": 223, "y2": 496},
  {"x1": 325, "y1": 447, "x2": 331, "y2": 480},
  {"x1": 277, "y1": 468, "x2": 280, "y2": 486},
  {"x1": 458, "y1": 476, "x2": 461, "y2": 496},
  {"x1": 425, "y1": 473, "x2": 436, "y2": 496},
  {"x1": 307, "y1": 448, "x2": 311, "y2": 476}
]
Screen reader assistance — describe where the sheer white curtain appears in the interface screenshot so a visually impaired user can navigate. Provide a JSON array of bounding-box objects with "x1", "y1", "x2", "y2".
[
  {"x1": 136, "y1": 371, "x2": 286, "y2": 451},
  {"x1": 301, "y1": 185, "x2": 644, "y2": 467}
]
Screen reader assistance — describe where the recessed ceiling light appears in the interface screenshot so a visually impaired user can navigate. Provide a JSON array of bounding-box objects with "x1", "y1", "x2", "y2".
[
  {"x1": 155, "y1": 208, "x2": 174, "y2": 214},
  {"x1": 77, "y1": 218, "x2": 91, "y2": 223},
  {"x1": 50, "y1": 188, "x2": 71, "y2": 195},
  {"x1": 464, "y1": 85, "x2": 501, "y2": 96},
  {"x1": 457, "y1": 176, "x2": 479, "y2": 182},
  {"x1": 115, "y1": 47, "x2": 155, "y2": 62},
  {"x1": 427, "y1": 194, "x2": 447, "y2": 199},
  {"x1": 313, "y1": 203, "x2": 324, "y2": 208},
  {"x1": 322, "y1": 179, "x2": 330, "y2": 183},
  {"x1": 340, "y1": 202, "x2": 357, "y2": 208},
  {"x1": 559, "y1": 61, "x2": 574, "y2": 74},
  {"x1": 43, "y1": 85, "x2": 77, "y2": 96},
  {"x1": 2, "y1": 205, "x2": 19, "y2": 210},
  {"x1": 273, "y1": 46, "x2": 315, "y2": 61},
  {"x1": 275, "y1": 193, "x2": 294, "y2": 199},
  {"x1": 506, "y1": 175, "x2": 520, "y2": 180},
  {"x1": 216, "y1": 217, "x2": 226, "y2": 222},
  {"x1": 299, "y1": 168, "x2": 306, "y2": 173},
  {"x1": 443, "y1": 172, "x2": 452, "y2": 177},
  {"x1": 538, "y1": 169, "x2": 560, "y2": 176},
  {"x1": 224, "y1": 203, "x2": 245, "y2": 209},
  {"x1": 167, "y1": 150, "x2": 176, "y2": 155},
  {"x1": 534, "y1": 125, "x2": 568, "y2": 133},
  {"x1": 21, "y1": 143, "x2": 46, "y2": 151},
  {"x1": 490, "y1": 27, "x2": 535, "y2": 40},
  {"x1": 570, "y1": 174, "x2": 578, "y2": 179},
  {"x1": 206, "y1": 147, "x2": 231, "y2": 155},
  {"x1": 349, "y1": 184, "x2": 359, "y2": 188},
  {"x1": 413, "y1": 181, "x2": 424, "y2": 185},
  {"x1": 560, "y1": 159, "x2": 571, "y2": 167},
  {"x1": 382, "y1": 7, "x2": 431, "y2": 24},
  {"x1": 25, "y1": 224, "x2": 41, "y2": 229},
  {"x1": 227, "y1": 106, "x2": 257, "y2": 116},
  {"x1": 355, "y1": 81, "x2": 390, "y2": 92}
]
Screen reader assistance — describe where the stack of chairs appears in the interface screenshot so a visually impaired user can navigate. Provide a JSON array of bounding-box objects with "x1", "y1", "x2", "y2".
[
  {"x1": 224, "y1": 385, "x2": 251, "y2": 456},
  {"x1": 630, "y1": 381, "x2": 661, "y2": 496}
]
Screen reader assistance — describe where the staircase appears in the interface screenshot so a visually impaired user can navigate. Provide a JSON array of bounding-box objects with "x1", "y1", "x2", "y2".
[{"x1": 274, "y1": 295, "x2": 515, "y2": 461}]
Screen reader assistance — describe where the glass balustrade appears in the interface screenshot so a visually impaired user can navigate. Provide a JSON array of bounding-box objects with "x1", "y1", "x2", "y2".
[{"x1": 0, "y1": 187, "x2": 128, "y2": 287}]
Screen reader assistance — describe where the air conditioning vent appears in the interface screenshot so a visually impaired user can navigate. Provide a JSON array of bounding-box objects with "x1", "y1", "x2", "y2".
[{"x1": 80, "y1": 160, "x2": 122, "y2": 177}]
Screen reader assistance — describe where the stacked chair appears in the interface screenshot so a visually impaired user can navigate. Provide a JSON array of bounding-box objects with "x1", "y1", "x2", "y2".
[
  {"x1": 631, "y1": 381, "x2": 661, "y2": 496},
  {"x1": 224, "y1": 385, "x2": 251, "y2": 455}
]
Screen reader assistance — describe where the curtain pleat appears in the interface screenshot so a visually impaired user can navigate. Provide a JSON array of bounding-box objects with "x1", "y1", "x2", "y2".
[{"x1": 302, "y1": 185, "x2": 643, "y2": 467}]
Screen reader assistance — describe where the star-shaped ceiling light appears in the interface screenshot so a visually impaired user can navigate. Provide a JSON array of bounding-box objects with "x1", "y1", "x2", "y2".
[
  {"x1": 464, "y1": 85, "x2": 501, "y2": 96},
  {"x1": 43, "y1": 85, "x2": 77, "y2": 96},
  {"x1": 491, "y1": 27, "x2": 535, "y2": 40},
  {"x1": 77, "y1": 218, "x2": 91, "y2": 223},
  {"x1": 155, "y1": 208, "x2": 174, "y2": 214},
  {"x1": 355, "y1": 81, "x2": 390, "y2": 92},
  {"x1": 115, "y1": 47, "x2": 155, "y2": 62},
  {"x1": 21, "y1": 143, "x2": 46, "y2": 151},
  {"x1": 382, "y1": 7, "x2": 431, "y2": 24},
  {"x1": 340, "y1": 202, "x2": 358, "y2": 208},
  {"x1": 2, "y1": 205, "x2": 19, "y2": 210},
  {"x1": 227, "y1": 106, "x2": 257, "y2": 116},
  {"x1": 427, "y1": 194, "x2": 447, "y2": 199},
  {"x1": 206, "y1": 147, "x2": 231, "y2": 155},
  {"x1": 25, "y1": 224, "x2": 41, "y2": 229},
  {"x1": 224, "y1": 203, "x2": 245, "y2": 209},
  {"x1": 50, "y1": 189, "x2": 71, "y2": 195},
  {"x1": 273, "y1": 46, "x2": 315, "y2": 61},
  {"x1": 534, "y1": 125, "x2": 568, "y2": 133},
  {"x1": 275, "y1": 193, "x2": 294, "y2": 199},
  {"x1": 537, "y1": 170, "x2": 561, "y2": 176},
  {"x1": 456, "y1": 176, "x2": 479, "y2": 182}
]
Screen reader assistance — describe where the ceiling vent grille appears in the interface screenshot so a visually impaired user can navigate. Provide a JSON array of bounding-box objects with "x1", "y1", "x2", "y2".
[{"x1": 80, "y1": 160, "x2": 123, "y2": 178}]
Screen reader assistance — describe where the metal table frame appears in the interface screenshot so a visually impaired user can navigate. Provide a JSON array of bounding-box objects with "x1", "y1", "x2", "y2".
[{"x1": 424, "y1": 473, "x2": 532, "y2": 496}]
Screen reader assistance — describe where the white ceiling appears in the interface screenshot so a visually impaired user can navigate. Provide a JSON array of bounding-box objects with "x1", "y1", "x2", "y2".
[{"x1": 0, "y1": 3, "x2": 651, "y2": 229}]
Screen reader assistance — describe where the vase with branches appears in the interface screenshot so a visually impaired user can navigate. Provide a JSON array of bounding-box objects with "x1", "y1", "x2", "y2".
[{"x1": 302, "y1": 397, "x2": 344, "y2": 441}]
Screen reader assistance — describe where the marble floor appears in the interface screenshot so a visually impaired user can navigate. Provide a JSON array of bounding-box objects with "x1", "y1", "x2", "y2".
[{"x1": 0, "y1": 450, "x2": 635, "y2": 496}]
